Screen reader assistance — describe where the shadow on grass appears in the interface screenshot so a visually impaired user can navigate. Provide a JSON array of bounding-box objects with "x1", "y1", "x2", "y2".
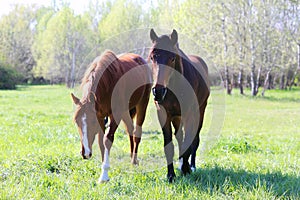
[
  {"x1": 176, "y1": 166, "x2": 299, "y2": 198},
  {"x1": 239, "y1": 88, "x2": 300, "y2": 103},
  {"x1": 260, "y1": 95, "x2": 300, "y2": 103}
]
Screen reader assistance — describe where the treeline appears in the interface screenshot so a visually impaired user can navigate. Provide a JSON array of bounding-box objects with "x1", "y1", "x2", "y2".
[{"x1": 0, "y1": 0, "x2": 299, "y2": 96}]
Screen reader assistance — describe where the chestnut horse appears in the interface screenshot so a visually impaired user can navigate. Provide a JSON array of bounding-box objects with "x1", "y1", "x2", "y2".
[
  {"x1": 149, "y1": 29, "x2": 210, "y2": 182},
  {"x1": 71, "y1": 50, "x2": 151, "y2": 182}
]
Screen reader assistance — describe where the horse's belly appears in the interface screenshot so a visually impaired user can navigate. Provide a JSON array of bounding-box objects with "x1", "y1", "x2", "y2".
[{"x1": 128, "y1": 85, "x2": 148, "y2": 108}]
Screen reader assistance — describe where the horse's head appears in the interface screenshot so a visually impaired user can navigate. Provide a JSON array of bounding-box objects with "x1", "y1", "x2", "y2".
[
  {"x1": 71, "y1": 93, "x2": 100, "y2": 159},
  {"x1": 149, "y1": 29, "x2": 180, "y2": 103}
]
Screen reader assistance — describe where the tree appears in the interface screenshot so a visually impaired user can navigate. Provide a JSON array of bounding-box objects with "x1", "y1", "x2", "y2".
[
  {"x1": 0, "y1": 5, "x2": 37, "y2": 80},
  {"x1": 32, "y1": 6, "x2": 95, "y2": 87},
  {"x1": 98, "y1": 0, "x2": 143, "y2": 41}
]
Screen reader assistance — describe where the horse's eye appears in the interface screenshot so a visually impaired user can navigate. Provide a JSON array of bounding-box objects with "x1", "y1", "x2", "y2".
[
  {"x1": 152, "y1": 54, "x2": 158, "y2": 61},
  {"x1": 170, "y1": 56, "x2": 176, "y2": 62}
]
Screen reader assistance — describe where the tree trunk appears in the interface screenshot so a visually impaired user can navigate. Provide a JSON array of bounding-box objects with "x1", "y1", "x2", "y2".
[
  {"x1": 269, "y1": 73, "x2": 273, "y2": 89},
  {"x1": 222, "y1": 3, "x2": 231, "y2": 95},
  {"x1": 238, "y1": 69, "x2": 244, "y2": 95},
  {"x1": 280, "y1": 74, "x2": 286, "y2": 90},
  {"x1": 251, "y1": 66, "x2": 257, "y2": 96},
  {"x1": 255, "y1": 66, "x2": 261, "y2": 95},
  {"x1": 248, "y1": 0, "x2": 257, "y2": 96},
  {"x1": 70, "y1": 49, "x2": 76, "y2": 88},
  {"x1": 65, "y1": 69, "x2": 70, "y2": 88},
  {"x1": 298, "y1": 43, "x2": 300, "y2": 70},
  {"x1": 289, "y1": 43, "x2": 300, "y2": 90},
  {"x1": 222, "y1": 3, "x2": 232, "y2": 95},
  {"x1": 261, "y1": 69, "x2": 271, "y2": 96}
]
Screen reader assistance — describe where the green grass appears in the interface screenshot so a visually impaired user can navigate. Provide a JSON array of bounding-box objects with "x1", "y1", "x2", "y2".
[{"x1": 0, "y1": 85, "x2": 299, "y2": 199}]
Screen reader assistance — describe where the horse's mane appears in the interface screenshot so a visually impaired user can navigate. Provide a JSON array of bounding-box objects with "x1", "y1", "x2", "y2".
[
  {"x1": 174, "y1": 44, "x2": 184, "y2": 74},
  {"x1": 80, "y1": 50, "x2": 119, "y2": 99}
]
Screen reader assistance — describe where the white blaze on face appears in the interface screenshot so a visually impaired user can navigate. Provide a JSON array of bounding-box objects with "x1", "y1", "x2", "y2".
[{"x1": 81, "y1": 113, "x2": 91, "y2": 156}]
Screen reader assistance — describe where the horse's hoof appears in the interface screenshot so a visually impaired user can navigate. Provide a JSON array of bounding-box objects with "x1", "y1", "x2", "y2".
[
  {"x1": 191, "y1": 166, "x2": 196, "y2": 172},
  {"x1": 98, "y1": 177, "x2": 110, "y2": 184},
  {"x1": 178, "y1": 158, "x2": 183, "y2": 170},
  {"x1": 131, "y1": 159, "x2": 139, "y2": 166},
  {"x1": 98, "y1": 173, "x2": 110, "y2": 183},
  {"x1": 181, "y1": 163, "x2": 191, "y2": 175},
  {"x1": 167, "y1": 174, "x2": 176, "y2": 183}
]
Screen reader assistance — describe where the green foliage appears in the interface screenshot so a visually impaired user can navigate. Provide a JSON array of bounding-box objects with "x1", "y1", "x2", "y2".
[
  {"x1": 98, "y1": 0, "x2": 143, "y2": 40},
  {"x1": 0, "y1": 5, "x2": 37, "y2": 78},
  {"x1": 0, "y1": 0, "x2": 299, "y2": 91},
  {"x1": 0, "y1": 86, "x2": 299, "y2": 199},
  {"x1": 32, "y1": 6, "x2": 95, "y2": 87},
  {"x1": 0, "y1": 63, "x2": 22, "y2": 89}
]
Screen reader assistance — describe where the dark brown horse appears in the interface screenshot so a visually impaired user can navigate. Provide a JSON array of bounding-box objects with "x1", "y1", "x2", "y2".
[
  {"x1": 71, "y1": 50, "x2": 151, "y2": 182},
  {"x1": 149, "y1": 29, "x2": 210, "y2": 182}
]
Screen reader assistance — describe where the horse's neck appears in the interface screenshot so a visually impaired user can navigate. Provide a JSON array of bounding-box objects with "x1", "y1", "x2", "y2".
[{"x1": 174, "y1": 48, "x2": 184, "y2": 74}]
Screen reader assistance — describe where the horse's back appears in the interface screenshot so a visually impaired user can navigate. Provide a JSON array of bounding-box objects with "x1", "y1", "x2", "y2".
[
  {"x1": 118, "y1": 53, "x2": 152, "y2": 86},
  {"x1": 117, "y1": 53, "x2": 151, "y2": 107},
  {"x1": 118, "y1": 53, "x2": 147, "y2": 68},
  {"x1": 94, "y1": 52, "x2": 151, "y2": 117},
  {"x1": 188, "y1": 55, "x2": 208, "y2": 75}
]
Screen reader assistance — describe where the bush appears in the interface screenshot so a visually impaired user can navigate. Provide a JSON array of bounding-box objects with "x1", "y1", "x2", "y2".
[
  {"x1": 0, "y1": 64, "x2": 23, "y2": 89},
  {"x1": 26, "y1": 76, "x2": 50, "y2": 85}
]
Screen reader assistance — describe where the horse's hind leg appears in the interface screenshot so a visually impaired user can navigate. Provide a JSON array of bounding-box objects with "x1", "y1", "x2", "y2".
[
  {"x1": 131, "y1": 104, "x2": 147, "y2": 165},
  {"x1": 181, "y1": 112, "x2": 199, "y2": 175},
  {"x1": 190, "y1": 131, "x2": 200, "y2": 172},
  {"x1": 122, "y1": 109, "x2": 136, "y2": 163},
  {"x1": 99, "y1": 116, "x2": 119, "y2": 183}
]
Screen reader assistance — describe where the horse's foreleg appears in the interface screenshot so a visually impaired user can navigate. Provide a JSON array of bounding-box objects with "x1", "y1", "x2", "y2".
[
  {"x1": 98, "y1": 131, "x2": 105, "y2": 162},
  {"x1": 163, "y1": 125, "x2": 175, "y2": 183},
  {"x1": 172, "y1": 117, "x2": 183, "y2": 170},
  {"x1": 158, "y1": 112, "x2": 175, "y2": 183},
  {"x1": 190, "y1": 102, "x2": 207, "y2": 171},
  {"x1": 132, "y1": 105, "x2": 146, "y2": 165},
  {"x1": 181, "y1": 114, "x2": 198, "y2": 175},
  {"x1": 190, "y1": 131, "x2": 199, "y2": 172},
  {"x1": 99, "y1": 117, "x2": 118, "y2": 183},
  {"x1": 97, "y1": 117, "x2": 106, "y2": 162}
]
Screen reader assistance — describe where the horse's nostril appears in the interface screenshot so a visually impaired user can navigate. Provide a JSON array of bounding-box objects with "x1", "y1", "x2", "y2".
[
  {"x1": 152, "y1": 88, "x2": 156, "y2": 96},
  {"x1": 162, "y1": 88, "x2": 167, "y2": 99}
]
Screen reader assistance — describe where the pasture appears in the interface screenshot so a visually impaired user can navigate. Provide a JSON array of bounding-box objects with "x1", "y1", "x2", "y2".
[{"x1": 0, "y1": 85, "x2": 299, "y2": 199}]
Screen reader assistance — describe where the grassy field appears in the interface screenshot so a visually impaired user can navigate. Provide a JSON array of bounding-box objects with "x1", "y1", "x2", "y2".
[{"x1": 0, "y1": 85, "x2": 299, "y2": 199}]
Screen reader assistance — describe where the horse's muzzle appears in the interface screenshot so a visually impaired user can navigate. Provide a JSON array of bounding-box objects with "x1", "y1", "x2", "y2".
[{"x1": 152, "y1": 86, "x2": 167, "y2": 103}]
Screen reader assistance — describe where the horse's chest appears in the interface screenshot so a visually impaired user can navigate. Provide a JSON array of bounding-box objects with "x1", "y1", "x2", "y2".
[{"x1": 162, "y1": 101, "x2": 181, "y2": 116}]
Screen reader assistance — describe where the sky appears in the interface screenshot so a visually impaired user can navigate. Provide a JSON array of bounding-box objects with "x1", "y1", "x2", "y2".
[{"x1": 0, "y1": 0, "x2": 90, "y2": 16}]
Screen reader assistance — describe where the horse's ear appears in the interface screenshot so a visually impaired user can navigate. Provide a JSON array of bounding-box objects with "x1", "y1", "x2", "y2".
[
  {"x1": 150, "y1": 29, "x2": 158, "y2": 43},
  {"x1": 170, "y1": 29, "x2": 178, "y2": 46},
  {"x1": 71, "y1": 93, "x2": 80, "y2": 105},
  {"x1": 88, "y1": 92, "x2": 97, "y2": 103}
]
